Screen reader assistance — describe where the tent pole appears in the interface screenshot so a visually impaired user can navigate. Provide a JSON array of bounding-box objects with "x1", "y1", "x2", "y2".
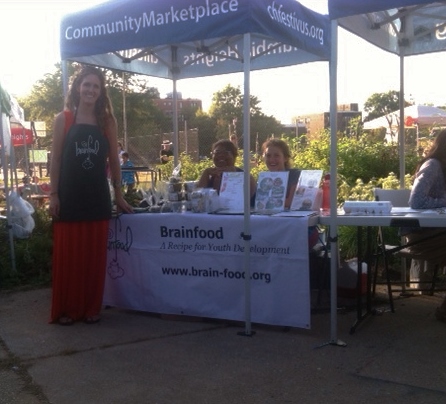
[
  {"x1": 172, "y1": 78, "x2": 179, "y2": 167},
  {"x1": 320, "y1": 20, "x2": 345, "y2": 348},
  {"x1": 399, "y1": 54, "x2": 405, "y2": 189},
  {"x1": 12, "y1": 129, "x2": 20, "y2": 188},
  {"x1": 0, "y1": 105, "x2": 17, "y2": 273},
  {"x1": 239, "y1": 32, "x2": 254, "y2": 337},
  {"x1": 24, "y1": 128, "x2": 30, "y2": 180},
  {"x1": 122, "y1": 72, "x2": 128, "y2": 150},
  {"x1": 171, "y1": 46, "x2": 179, "y2": 168},
  {"x1": 62, "y1": 61, "x2": 69, "y2": 103}
]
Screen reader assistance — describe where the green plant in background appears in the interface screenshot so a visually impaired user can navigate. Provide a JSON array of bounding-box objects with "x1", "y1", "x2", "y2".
[
  {"x1": 158, "y1": 152, "x2": 261, "y2": 182},
  {"x1": 345, "y1": 178, "x2": 379, "y2": 202},
  {"x1": 158, "y1": 153, "x2": 213, "y2": 181},
  {"x1": 0, "y1": 207, "x2": 53, "y2": 290},
  {"x1": 380, "y1": 172, "x2": 413, "y2": 189},
  {"x1": 335, "y1": 173, "x2": 415, "y2": 259},
  {"x1": 292, "y1": 131, "x2": 418, "y2": 186}
]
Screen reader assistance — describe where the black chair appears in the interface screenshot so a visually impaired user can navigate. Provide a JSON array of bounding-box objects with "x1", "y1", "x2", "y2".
[{"x1": 373, "y1": 188, "x2": 446, "y2": 312}]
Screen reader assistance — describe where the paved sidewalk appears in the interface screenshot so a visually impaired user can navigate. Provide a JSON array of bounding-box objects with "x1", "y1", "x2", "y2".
[{"x1": 1, "y1": 288, "x2": 446, "y2": 403}]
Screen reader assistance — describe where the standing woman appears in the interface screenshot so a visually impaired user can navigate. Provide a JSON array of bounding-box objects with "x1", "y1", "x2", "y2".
[{"x1": 49, "y1": 66, "x2": 133, "y2": 325}]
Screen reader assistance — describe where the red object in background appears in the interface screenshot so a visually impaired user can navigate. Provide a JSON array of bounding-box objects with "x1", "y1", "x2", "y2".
[
  {"x1": 11, "y1": 127, "x2": 33, "y2": 146},
  {"x1": 405, "y1": 116, "x2": 415, "y2": 127},
  {"x1": 321, "y1": 174, "x2": 330, "y2": 212},
  {"x1": 39, "y1": 183, "x2": 51, "y2": 193}
]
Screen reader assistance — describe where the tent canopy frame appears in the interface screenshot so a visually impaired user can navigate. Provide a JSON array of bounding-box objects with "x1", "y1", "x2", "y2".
[{"x1": 60, "y1": 0, "x2": 331, "y2": 336}]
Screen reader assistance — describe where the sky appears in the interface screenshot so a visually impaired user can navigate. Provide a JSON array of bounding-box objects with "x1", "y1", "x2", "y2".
[{"x1": 0, "y1": 0, "x2": 445, "y2": 124}]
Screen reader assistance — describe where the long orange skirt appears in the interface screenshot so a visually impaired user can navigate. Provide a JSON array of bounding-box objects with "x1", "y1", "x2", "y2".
[{"x1": 50, "y1": 220, "x2": 109, "y2": 323}]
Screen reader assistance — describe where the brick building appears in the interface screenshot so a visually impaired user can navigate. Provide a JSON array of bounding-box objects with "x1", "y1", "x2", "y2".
[
  {"x1": 298, "y1": 103, "x2": 362, "y2": 140},
  {"x1": 152, "y1": 92, "x2": 202, "y2": 121}
]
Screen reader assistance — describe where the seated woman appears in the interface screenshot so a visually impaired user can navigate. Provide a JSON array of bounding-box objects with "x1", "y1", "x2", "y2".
[
  {"x1": 403, "y1": 128, "x2": 446, "y2": 322},
  {"x1": 262, "y1": 138, "x2": 318, "y2": 249},
  {"x1": 197, "y1": 139, "x2": 256, "y2": 203}
]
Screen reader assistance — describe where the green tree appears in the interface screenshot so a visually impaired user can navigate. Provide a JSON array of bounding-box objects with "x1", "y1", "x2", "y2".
[
  {"x1": 363, "y1": 90, "x2": 402, "y2": 121},
  {"x1": 209, "y1": 84, "x2": 250, "y2": 139},
  {"x1": 17, "y1": 63, "x2": 72, "y2": 146},
  {"x1": 208, "y1": 84, "x2": 283, "y2": 150},
  {"x1": 18, "y1": 63, "x2": 167, "y2": 154},
  {"x1": 186, "y1": 109, "x2": 217, "y2": 157},
  {"x1": 363, "y1": 90, "x2": 411, "y2": 141},
  {"x1": 107, "y1": 74, "x2": 167, "y2": 138}
]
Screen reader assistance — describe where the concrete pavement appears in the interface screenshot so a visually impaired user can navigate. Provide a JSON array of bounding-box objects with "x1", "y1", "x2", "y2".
[{"x1": 1, "y1": 287, "x2": 446, "y2": 403}]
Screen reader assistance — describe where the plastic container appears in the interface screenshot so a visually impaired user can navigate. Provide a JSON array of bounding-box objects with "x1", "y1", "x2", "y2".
[{"x1": 338, "y1": 259, "x2": 368, "y2": 298}]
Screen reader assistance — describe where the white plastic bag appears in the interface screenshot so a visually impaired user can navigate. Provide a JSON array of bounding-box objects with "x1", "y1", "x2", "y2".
[{"x1": 9, "y1": 190, "x2": 35, "y2": 239}]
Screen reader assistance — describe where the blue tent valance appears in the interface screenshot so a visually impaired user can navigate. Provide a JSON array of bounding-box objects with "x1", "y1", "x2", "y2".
[
  {"x1": 328, "y1": 0, "x2": 440, "y2": 20},
  {"x1": 60, "y1": 0, "x2": 330, "y2": 79},
  {"x1": 328, "y1": 0, "x2": 446, "y2": 57}
]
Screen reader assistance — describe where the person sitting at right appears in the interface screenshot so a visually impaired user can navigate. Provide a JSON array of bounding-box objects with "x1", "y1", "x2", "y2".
[
  {"x1": 197, "y1": 139, "x2": 256, "y2": 203},
  {"x1": 404, "y1": 129, "x2": 446, "y2": 322}
]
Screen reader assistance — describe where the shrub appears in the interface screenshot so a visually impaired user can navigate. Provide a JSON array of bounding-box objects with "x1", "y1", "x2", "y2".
[{"x1": 0, "y1": 207, "x2": 52, "y2": 290}]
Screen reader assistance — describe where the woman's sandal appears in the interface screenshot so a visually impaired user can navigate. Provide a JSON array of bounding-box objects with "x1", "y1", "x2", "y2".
[
  {"x1": 58, "y1": 316, "x2": 74, "y2": 326},
  {"x1": 84, "y1": 315, "x2": 101, "y2": 324},
  {"x1": 435, "y1": 307, "x2": 446, "y2": 323}
]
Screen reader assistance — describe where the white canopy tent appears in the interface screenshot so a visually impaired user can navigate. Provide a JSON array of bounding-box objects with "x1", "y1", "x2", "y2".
[
  {"x1": 330, "y1": 0, "x2": 446, "y2": 186},
  {"x1": 364, "y1": 104, "x2": 446, "y2": 130},
  {"x1": 326, "y1": 0, "x2": 446, "y2": 342},
  {"x1": 60, "y1": 0, "x2": 331, "y2": 335}
]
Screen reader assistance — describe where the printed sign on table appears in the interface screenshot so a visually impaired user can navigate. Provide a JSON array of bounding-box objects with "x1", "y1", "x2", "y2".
[
  {"x1": 218, "y1": 171, "x2": 244, "y2": 212},
  {"x1": 104, "y1": 213, "x2": 311, "y2": 328},
  {"x1": 254, "y1": 171, "x2": 289, "y2": 213},
  {"x1": 290, "y1": 170, "x2": 323, "y2": 211}
]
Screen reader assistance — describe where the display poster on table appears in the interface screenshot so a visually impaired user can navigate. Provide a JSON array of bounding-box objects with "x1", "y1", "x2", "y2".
[
  {"x1": 290, "y1": 170, "x2": 323, "y2": 211},
  {"x1": 104, "y1": 213, "x2": 310, "y2": 328},
  {"x1": 255, "y1": 171, "x2": 289, "y2": 213},
  {"x1": 218, "y1": 171, "x2": 244, "y2": 212}
]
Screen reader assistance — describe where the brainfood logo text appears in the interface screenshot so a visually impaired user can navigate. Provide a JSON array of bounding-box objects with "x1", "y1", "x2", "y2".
[{"x1": 160, "y1": 225, "x2": 224, "y2": 239}]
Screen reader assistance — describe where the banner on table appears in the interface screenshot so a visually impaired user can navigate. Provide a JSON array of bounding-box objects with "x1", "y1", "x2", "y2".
[{"x1": 104, "y1": 213, "x2": 310, "y2": 328}]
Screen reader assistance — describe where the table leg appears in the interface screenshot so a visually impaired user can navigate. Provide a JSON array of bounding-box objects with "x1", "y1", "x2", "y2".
[{"x1": 349, "y1": 226, "x2": 374, "y2": 334}]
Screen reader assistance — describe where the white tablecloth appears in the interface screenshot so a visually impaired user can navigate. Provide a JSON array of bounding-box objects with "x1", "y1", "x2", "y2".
[{"x1": 104, "y1": 212, "x2": 310, "y2": 328}]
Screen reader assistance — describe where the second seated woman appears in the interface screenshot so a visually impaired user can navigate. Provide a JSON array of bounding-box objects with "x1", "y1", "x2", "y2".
[
  {"x1": 262, "y1": 138, "x2": 318, "y2": 248},
  {"x1": 262, "y1": 138, "x2": 301, "y2": 209}
]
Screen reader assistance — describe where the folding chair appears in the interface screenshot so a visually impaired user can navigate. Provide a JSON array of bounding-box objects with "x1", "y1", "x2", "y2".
[{"x1": 373, "y1": 188, "x2": 445, "y2": 312}]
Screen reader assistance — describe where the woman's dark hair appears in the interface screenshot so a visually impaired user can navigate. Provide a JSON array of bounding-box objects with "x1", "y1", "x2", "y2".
[
  {"x1": 418, "y1": 129, "x2": 446, "y2": 177},
  {"x1": 65, "y1": 65, "x2": 115, "y2": 134},
  {"x1": 262, "y1": 138, "x2": 292, "y2": 170},
  {"x1": 211, "y1": 139, "x2": 238, "y2": 158}
]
